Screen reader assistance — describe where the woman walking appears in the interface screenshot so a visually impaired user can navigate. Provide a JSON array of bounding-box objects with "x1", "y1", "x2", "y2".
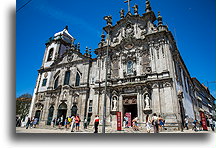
[
  {"x1": 146, "y1": 115, "x2": 152, "y2": 133},
  {"x1": 152, "y1": 113, "x2": 159, "y2": 133}
]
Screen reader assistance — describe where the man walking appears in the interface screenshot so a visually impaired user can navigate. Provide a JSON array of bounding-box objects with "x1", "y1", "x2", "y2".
[
  {"x1": 70, "y1": 116, "x2": 75, "y2": 132},
  {"x1": 94, "y1": 115, "x2": 99, "y2": 133}
]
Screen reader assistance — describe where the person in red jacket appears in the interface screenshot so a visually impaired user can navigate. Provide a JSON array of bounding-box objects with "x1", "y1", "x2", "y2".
[
  {"x1": 94, "y1": 115, "x2": 99, "y2": 133},
  {"x1": 75, "y1": 115, "x2": 80, "y2": 131}
]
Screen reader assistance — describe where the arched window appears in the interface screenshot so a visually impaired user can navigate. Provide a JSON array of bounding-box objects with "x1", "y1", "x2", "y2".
[
  {"x1": 47, "y1": 48, "x2": 54, "y2": 61},
  {"x1": 63, "y1": 71, "x2": 70, "y2": 85},
  {"x1": 54, "y1": 76, "x2": 59, "y2": 89},
  {"x1": 127, "y1": 61, "x2": 133, "y2": 74},
  {"x1": 75, "y1": 72, "x2": 80, "y2": 86}
]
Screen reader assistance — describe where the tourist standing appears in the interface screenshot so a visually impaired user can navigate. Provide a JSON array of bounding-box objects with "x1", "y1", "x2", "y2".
[
  {"x1": 213, "y1": 120, "x2": 216, "y2": 131},
  {"x1": 158, "y1": 115, "x2": 165, "y2": 131},
  {"x1": 52, "y1": 117, "x2": 57, "y2": 127},
  {"x1": 58, "y1": 115, "x2": 63, "y2": 129},
  {"x1": 33, "y1": 117, "x2": 38, "y2": 128},
  {"x1": 132, "y1": 117, "x2": 139, "y2": 131},
  {"x1": 70, "y1": 116, "x2": 75, "y2": 132},
  {"x1": 84, "y1": 118, "x2": 88, "y2": 129},
  {"x1": 146, "y1": 115, "x2": 151, "y2": 133},
  {"x1": 25, "y1": 117, "x2": 31, "y2": 129},
  {"x1": 123, "y1": 115, "x2": 128, "y2": 128},
  {"x1": 75, "y1": 115, "x2": 80, "y2": 131},
  {"x1": 152, "y1": 113, "x2": 159, "y2": 133},
  {"x1": 67, "y1": 116, "x2": 72, "y2": 129},
  {"x1": 94, "y1": 115, "x2": 99, "y2": 133},
  {"x1": 184, "y1": 116, "x2": 189, "y2": 130}
]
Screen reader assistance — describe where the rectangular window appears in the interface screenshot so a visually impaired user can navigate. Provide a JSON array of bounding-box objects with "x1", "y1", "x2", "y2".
[
  {"x1": 42, "y1": 79, "x2": 47, "y2": 87},
  {"x1": 88, "y1": 100, "x2": 93, "y2": 112}
]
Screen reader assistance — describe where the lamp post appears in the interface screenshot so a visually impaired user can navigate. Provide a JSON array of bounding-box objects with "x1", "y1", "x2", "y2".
[{"x1": 102, "y1": 16, "x2": 112, "y2": 133}]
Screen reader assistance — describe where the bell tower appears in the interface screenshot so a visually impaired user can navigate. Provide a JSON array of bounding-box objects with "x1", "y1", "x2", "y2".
[{"x1": 41, "y1": 26, "x2": 75, "y2": 68}]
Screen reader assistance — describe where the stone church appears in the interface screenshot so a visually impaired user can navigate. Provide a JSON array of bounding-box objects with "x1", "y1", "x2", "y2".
[{"x1": 28, "y1": 0, "x2": 215, "y2": 130}]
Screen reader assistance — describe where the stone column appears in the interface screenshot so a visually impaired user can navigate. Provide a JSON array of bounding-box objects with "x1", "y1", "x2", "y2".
[
  {"x1": 136, "y1": 92, "x2": 141, "y2": 122},
  {"x1": 42, "y1": 98, "x2": 50, "y2": 125},
  {"x1": 151, "y1": 84, "x2": 161, "y2": 114}
]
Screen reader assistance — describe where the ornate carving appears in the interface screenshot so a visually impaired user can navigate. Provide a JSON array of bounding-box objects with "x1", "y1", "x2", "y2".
[
  {"x1": 112, "y1": 60, "x2": 119, "y2": 78},
  {"x1": 152, "y1": 83, "x2": 159, "y2": 88},
  {"x1": 124, "y1": 21, "x2": 134, "y2": 39},
  {"x1": 163, "y1": 82, "x2": 172, "y2": 87}
]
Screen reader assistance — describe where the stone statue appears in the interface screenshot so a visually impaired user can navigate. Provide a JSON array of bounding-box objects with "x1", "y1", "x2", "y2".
[
  {"x1": 120, "y1": 9, "x2": 124, "y2": 19},
  {"x1": 132, "y1": 4, "x2": 138, "y2": 15},
  {"x1": 104, "y1": 16, "x2": 112, "y2": 26},
  {"x1": 112, "y1": 97, "x2": 118, "y2": 111},
  {"x1": 144, "y1": 94, "x2": 151, "y2": 110}
]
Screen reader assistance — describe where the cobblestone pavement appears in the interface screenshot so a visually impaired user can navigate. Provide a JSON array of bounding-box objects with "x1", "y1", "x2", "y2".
[{"x1": 16, "y1": 126, "x2": 215, "y2": 134}]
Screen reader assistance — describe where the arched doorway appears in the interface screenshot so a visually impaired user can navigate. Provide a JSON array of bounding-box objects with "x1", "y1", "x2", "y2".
[
  {"x1": 34, "y1": 110, "x2": 41, "y2": 124},
  {"x1": 47, "y1": 106, "x2": 54, "y2": 125},
  {"x1": 57, "y1": 102, "x2": 67, "y2": 124}
]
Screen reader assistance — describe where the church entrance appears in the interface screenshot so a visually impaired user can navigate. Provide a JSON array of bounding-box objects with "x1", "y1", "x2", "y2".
[
  {"x1": 123, "y1": 96, "x2": 137, "y2": 122},
  {"x1": 57, "y1": 102, "x2": 67, "y2": 125}
]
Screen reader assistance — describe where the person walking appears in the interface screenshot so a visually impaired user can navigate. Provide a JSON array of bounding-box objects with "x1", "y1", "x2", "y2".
[
  {"x1": 184, "y1": 116, "x2": 189, "y2": 130},
  {"x1": 94, "y1": 115, "x2": 99, "y2": 133},
  {"x1": 192, "y1": 119, "x2": 198, "y2": 132},
  {"x1": 70, "y1": 116, "x2": 75, "y2": 132},
  {"x1": 84, "y1": 118, "x2": 88, "y2": 129},
  {"x1": 146, "y1": 115, "x2": 152, "y2": 133},
  {"x1": 208, "y1": 117, "x2": 214, "y2": 131},
  {"x1": 52, "y1": 117, "x2": 57, "y2": 127},
  {"x1": 152, "y1": 113, "x2": 159, "y2": 133}
]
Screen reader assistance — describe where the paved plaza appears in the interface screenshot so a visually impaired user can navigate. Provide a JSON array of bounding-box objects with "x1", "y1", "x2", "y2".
[{"x1": 16, "y1": 126, "x2": 215, "y2": 134}]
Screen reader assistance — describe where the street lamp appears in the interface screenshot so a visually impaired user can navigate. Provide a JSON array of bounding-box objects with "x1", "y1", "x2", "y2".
[{"x1": 102, "y1": 16, "x2": 112, "y2": 133}]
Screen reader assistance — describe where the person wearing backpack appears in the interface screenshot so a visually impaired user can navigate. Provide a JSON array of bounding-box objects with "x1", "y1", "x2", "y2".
[{"x1": 152, "y1": 113, "x2": 159, "y2": 133}]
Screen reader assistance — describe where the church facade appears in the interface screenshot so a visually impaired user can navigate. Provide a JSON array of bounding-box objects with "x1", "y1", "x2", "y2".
[{"x1": 29, "y1": 0, "x2": 215, "y2": 130}]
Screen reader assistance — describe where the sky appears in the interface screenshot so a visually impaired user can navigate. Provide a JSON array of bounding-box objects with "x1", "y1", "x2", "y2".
[{"x1": 16, "y1": 0, "x2": 216, "y2": 98}]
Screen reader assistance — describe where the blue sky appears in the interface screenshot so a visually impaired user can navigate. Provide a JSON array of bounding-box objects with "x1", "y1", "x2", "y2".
[{"x1": 16, "y1": 0, "x2": 215, "y2": 97}]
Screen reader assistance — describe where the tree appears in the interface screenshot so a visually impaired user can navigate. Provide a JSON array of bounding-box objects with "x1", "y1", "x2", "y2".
[{"x1": 16, "y1": 93, "x2": 32, "y2": 120}]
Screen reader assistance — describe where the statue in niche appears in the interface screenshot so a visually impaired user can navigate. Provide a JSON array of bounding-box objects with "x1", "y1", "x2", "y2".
[
  {"x1": 71, "y1": 103, "x2": 78, "y2": 116},
  {"x1": 125, "y1": 22, "x2": 134, "y2": 39},
  {"x1": 63, "y1": 92, "x2": 67, "y2": 100},
  {"x1": 112, "y1": 96, "x2": 118, "y2": 111},
  {"x1": 144, "y1": 93, "x2": 151, "y2": 110}
]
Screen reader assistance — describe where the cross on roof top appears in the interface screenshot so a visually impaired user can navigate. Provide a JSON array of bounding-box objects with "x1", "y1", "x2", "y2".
[{"x1": 124, "y1": 0, "x2": 132, "y2": 12}]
